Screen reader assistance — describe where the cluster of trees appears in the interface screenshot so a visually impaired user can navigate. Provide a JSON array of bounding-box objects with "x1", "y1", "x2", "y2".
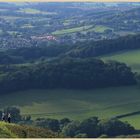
[
  {"x1": 7, "y1": 44, "x2": 69, "y2": 62},
  {"x1": 0, "y1": 107, "x2": 138, "y2": 138},
  {"x1": 68, "y1": 34, "x2": 140, "y2": 58},
  {"x1": 0, "y1": 58, "x2": 136, "y2": 94},
  {"x1": 34, "y1": 117, "x2": 137, "y2": 138},
  {"x1": 59, "y1": 117, "x2": 136, "y2": 138},
  {"x1": 0, "y1": 52, "x2": 25, "y2": 64}
]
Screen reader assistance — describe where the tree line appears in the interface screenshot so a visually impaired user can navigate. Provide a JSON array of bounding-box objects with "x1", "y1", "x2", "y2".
[
  {"x1": 35, "y1": 116, "x2": 138, "y2": 138},
  {"x1": 0, "y1": 58, "x2": 136, "y2": 94},
  {"x1": 68, "y1": 34, "x2": 140, "y2": 58},
  {"x1": 0, "y1": 34, "x2": 140, "y2": 64}
]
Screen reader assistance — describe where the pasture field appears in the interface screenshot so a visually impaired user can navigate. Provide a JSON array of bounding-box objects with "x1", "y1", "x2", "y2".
[
  {"x1": 19, "y1": 8, "x2": 41, "y2": 14},
  {"x1": 52, "y1": 25, "x2": 111, "y2": 36},
  {"x1": 100, "y1": 49, "x2": 140, "y2": 73},
  {"x1": 52, "y1": 25, "x2": 92, "y2": 35},
  {"x1": 89, "y1": 25, "x2": 113, "y2": 33},
  {"x1": 1, "y1": 86, "x2": 140, "y2": 128},
  {"x1": 19, "y1": 8, "x2": 40, "y2": 14},
  {"x1": 63, "y1": 19, "x2": 73, "y2": 26},
  {"x1": 18, "y1": 8, "x2": 57, "y2": 15},
  {"x1": 121, "y1": 114, "x2": 140, "y2": 129}
]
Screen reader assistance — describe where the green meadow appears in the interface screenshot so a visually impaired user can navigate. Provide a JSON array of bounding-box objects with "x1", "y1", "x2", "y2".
[
  {"x1": 89, "y1": 25, "x2": 113, "y2": 33},
  {"x1": 18, "y1": 8, "x2": 57, "y2": 15},
  {"x1": 52, "y1": 25, "x2": 92, "y2": 35},
  {"x1": 1, "y1": 86, "x2": 140, "y2": 129},
  {"x1": 100, "y1": 49, "x2": 140, "y2": 73},
  {"x1": 52, "y1": 25, "x2": 112, "y2": 36},
  {"x1": 99, "y1": 49, "x2": 140, "y2": 129},
  {"x1": 121, "y1": 114, "x2": 140, "y2": 130},
  {"x1": 19, "y1": 8, "x2": 41, "y2": 14}
]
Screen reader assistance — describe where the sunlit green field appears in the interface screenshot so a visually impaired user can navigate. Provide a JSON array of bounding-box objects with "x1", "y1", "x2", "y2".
[
  {"x1": 99, "y1": 49, "x2": 140, "y2": 129},
  {"x1": 100, "y1": 49, "x2": 140, "y2": 73},
  {"x1": 1, "y1": 86, "x2": 140, "y2": 128},
  {"x1": 18, "y1": 8, "x2": 57, "y2": 15},
  {"x1": 52, "y1": 25, "x2": 92, "y2": 35},
  {"x1": 89, "y1": 25, "x2": 113, "y2": 33},
  {"x1": 19, "y1": 8, "x2": 41, "y2": 14},
  {"x1": 121, "y1": 114, "x2": 140, "y2": 129},
  {"x1": 52, "y1": 25, "x2": 112, "y2": 35}
]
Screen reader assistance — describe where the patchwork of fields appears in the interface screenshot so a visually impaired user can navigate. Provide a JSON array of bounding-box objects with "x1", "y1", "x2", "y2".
[
  {"x1": 1, "y1": 86, "x2": 140, "y2": 129},
  {"x1": 0, "y1": 3, "x2": 140, "y2": 133},
  {"x1": 52, "y1": 25, "x2": 112, "y2": 36}
]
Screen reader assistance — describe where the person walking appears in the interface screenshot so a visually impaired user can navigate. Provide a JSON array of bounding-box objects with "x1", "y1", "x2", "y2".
[
  {"x1": 1, "y1": 112, "x2": 5, "y2": 121},
  {"x1": 7, "y1": 113, "x2": 11, "y2": 123}
]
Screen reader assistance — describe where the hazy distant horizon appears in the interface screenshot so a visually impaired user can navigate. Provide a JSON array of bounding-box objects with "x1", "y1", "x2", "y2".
[{"x1": 0, "y1": 0, "x2": 140, "y2": 2}]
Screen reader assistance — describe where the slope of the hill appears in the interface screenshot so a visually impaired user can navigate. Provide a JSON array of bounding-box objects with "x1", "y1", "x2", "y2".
[{"x1": 0, "y1": 122, "x2": 57, "y2": 138}]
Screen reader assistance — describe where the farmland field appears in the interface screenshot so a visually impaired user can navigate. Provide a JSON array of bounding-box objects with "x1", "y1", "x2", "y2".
[
  {"x1": 1, "y1": 86, "x2": 140, "y2": 128},
  {"x1": 100, "y1": 49, "x2": 140, "y2": 73},
  {"x1": 52, "y1": 25, "x2": 111, "y2": 36},
  {"x1": 18, "y1": 8, "x2": 57, "y2": 15},
  {"x1": 52, "y1": 25, "x2": 93, "y2": 35},
  {"x1": 89, "y1": 25, "x2": 113, "y2": 33},
  {"x1": 19, "y1": 8, "x2": 42, "y2": 14},
  {"x1": 121, "y1": 114, "x2": 140, "y2": 129}
]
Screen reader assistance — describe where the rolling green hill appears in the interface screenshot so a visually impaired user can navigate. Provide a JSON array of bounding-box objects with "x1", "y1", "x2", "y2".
[
  {"x1": 0, "y1": 122, "x2": 57, "y2": 138},
  {"x1": 100, "y1": 49, "x2": 140, "y2": 72},
  {"x1": 1, "y1": 86, "x2": 140, "y2": 129},
  {"x1": 99, "y1": 48, "x2": 140, "y2": 128}
]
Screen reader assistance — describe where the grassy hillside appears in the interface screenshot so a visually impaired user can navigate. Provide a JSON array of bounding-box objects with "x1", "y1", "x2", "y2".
[
  {"x1": 99, "y1": 49, "x2": 140, "y2": 128},
  {"x1": 0, "y1": 122, "x2": 57, "y2": 138},
  {"x1": 121, "y1": 114, "x2": 140, "y2": 130},
  {"x1": 88, "y1": 25, "x2": 113, "y2": 33},
  {"x1": 100, "y1": 49, "x2": 140, "y2": 73},
  {"x1": 1, "y1": 86, "x2": 140, "y2": 128}
]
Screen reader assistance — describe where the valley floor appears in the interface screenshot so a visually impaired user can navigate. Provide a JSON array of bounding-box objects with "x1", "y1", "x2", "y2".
[{"x1": 1, "y1": 86, "x2": 140, "y2": 129}]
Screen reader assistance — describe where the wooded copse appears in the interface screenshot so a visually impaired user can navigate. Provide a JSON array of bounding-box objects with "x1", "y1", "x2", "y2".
[{"x1": 0, "y1": 58, "x2": 136, "y2": 94}]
